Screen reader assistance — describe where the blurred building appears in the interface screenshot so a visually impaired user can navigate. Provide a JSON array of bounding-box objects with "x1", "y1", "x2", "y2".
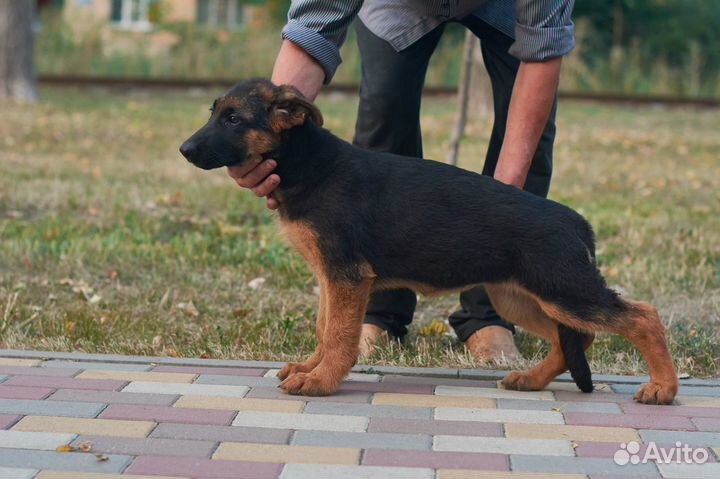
[
  {"x1": 36, "y1": 0, "x2": 272, "y2": 56},
  {"x1": 37, "y1": 0, "x2": 270, "y2": 31}
]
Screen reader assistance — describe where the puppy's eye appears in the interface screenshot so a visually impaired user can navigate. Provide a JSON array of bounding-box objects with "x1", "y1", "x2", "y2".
[{"x1": 227, "y1": 114, "x2": 241, "y2": 125}]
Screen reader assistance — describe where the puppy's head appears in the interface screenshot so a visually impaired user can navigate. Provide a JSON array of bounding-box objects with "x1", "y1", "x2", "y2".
[{"x1": 179, "y1": 78, "x2": 323, "y2": 170}]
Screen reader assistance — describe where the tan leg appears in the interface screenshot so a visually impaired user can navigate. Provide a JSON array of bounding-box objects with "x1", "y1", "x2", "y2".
[
  {"x1": 525, "y1": 288, "x2": 677, "y2": 405},
  {"x1": 280, "y1": 278, "x2": 373, "y2": 396},
  {"x1": 485, "y1": 283, "x2": 570, "y2": 391},
  {"x1": 278, "y1": 280, "x2": 327, "y2": 380},
  {"x1": 614, "y1": 301, "x2": 678, "y2": 405}
]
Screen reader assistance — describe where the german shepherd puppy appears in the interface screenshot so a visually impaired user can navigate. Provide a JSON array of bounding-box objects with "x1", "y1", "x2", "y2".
[{"x1": 180, "y1": 79, "x2": 678, "y2": 404}]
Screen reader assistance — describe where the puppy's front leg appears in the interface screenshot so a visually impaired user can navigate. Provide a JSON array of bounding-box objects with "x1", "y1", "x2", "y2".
[
  {"x1": 280, "y1": 278, "x2": 372, "y2": 396},
  {"x1": 278, "y1": 281, "x2": 327, "y2": 380}
]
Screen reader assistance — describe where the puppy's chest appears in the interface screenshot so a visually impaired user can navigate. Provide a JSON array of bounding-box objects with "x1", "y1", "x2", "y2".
[{"x1": 279, "y1": 220, "x2": 325, "y2": 275}]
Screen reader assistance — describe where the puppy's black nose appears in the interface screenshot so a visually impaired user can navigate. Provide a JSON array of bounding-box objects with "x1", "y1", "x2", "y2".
[{"x1": 179, "y1": 141, "x2": 197, "y2": 160}]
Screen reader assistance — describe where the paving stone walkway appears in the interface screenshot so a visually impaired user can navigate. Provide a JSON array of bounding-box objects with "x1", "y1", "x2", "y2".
[{"x1": 0, "y1": 350, "x2": 718, "y2": 478}]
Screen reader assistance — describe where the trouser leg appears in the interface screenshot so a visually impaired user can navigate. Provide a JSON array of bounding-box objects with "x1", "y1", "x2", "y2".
[
  {"x1": 449, "y1": 17, "x2": 557, "y2": 341},
  {"x1": 353, "y1": 19, "x2": 446, "y2": 339}
]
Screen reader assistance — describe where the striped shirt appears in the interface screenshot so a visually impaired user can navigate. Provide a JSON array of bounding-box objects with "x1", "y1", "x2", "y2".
[{"x1": 282, "y1": 0, "x2": 576, "y2": 83}]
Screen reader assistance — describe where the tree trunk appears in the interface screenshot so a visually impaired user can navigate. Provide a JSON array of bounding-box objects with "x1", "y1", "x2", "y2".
[
  {"x1": 446, "y1": 31, "x2": 475, "y2": 165},
  {"x1": 446, "y1": 31, "x2": 492, "y2": 165},
  {"x1": 0, "y1": 0, "x2": 38, "y2": 102}
]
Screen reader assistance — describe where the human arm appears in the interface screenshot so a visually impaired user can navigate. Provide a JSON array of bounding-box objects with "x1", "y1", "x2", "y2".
[
  {"x1": 228, "y1": 0, "x2": 363, "y2": 208},
  {"x1": 493, "y1": 0, "x2": 575, "y2": 188}
]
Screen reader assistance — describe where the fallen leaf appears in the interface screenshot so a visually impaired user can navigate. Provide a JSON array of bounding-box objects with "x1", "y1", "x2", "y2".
[
  {"x1": 177, "y1": 301, "x2": 199, "y2": 317},
  {"x1": 77, "y1": 441, "x2": 93, "y2": 452},
  {"x1": 95, "y1": 454, "x2": 109, "y2": 462},
  {"x1": 247, "y1": 277, "x2": 266, "y2": 290},
  {"x1": 56, "y1": 444, "x2": 75, "y2": 453}
]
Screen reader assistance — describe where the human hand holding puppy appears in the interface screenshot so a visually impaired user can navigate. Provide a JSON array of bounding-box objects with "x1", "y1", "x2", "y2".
[{"x1": 227, "y1": 40, "x2": 324, "y2": 210}]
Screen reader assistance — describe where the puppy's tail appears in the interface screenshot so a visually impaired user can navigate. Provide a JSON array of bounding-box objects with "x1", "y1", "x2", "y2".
[{"x1": 558, "y1": 324, "x2": 594, "y2": 393}]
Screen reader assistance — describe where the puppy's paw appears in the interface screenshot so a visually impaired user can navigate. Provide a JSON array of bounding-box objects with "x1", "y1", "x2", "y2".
[
  {"x1": 634, "y1": 381, "x2": 678, "y2": 405},
  {"x1": 279, "y1": 372, "x2": 339, "y2": 397},
  {"x1": 278, "y1": 362, "x2": 310, "y2": 381},
  {"x1": 501, "y1": 371, "x2": 545, "y2": 391}
]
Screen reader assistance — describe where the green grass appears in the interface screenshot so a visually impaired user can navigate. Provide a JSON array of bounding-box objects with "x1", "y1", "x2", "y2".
[{"x1": 1, "y1": 87, "x2": 719, "y2": 377}]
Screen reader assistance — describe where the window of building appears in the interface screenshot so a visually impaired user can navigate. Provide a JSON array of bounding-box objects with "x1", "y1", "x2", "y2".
[
  {"x1": 197, "y1": 0, "x2": 245, "y2": 29},
  {"x1": 110, "y1": 0, "x2": 159, "y2": 31}
]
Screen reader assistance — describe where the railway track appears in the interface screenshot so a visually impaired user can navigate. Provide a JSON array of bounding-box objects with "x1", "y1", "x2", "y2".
[{"x1": 38, "y1": 74, "x2": 720, "y2": 108}]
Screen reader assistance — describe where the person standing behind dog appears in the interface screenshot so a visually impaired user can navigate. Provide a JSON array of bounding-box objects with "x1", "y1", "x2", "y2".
[{"x1": 228, "y1": 0, "x2": 576, "y2": 362}]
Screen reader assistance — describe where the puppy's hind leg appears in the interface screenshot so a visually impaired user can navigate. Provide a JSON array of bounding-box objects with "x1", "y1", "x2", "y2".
[
  {"x1": 485, "y1": 283, "x2": 579, "y2": 392},
  {"x1": 612, "y1": 300, "x2": 678, "y2": 405},
  {"x1": 538, "y1": 295, "x2": 678, "y2": 405}
]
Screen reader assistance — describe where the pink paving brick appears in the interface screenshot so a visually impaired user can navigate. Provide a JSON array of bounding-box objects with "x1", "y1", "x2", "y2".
[
  {"x1": 0, "y1": 385, "x2": 55, "y2": 400},
  {"x1": 0, "y1": 366, "x2": 81, "y2": 377},
  {"x1": 380, "y1": 375, "x2": 496, "y2": 388},
  {"x1": 0, "y1": 414, "x2": 20, "y2": 429},
  {"x1": 564, "y1": 411, "x2": 696, "y2": 430},
  {"x1": 554, "y1": 390, "x2": 637, "y2": 403},
  {"x1": 99, "y1": 404, "x2": 236, "y2": 426},
  {"x1": 368, "y1": 417, "x2": 503, "y2": 437},
  {"x1": 362, "y1": 449, "x2": 509, "y2": 470},
  {"x1": 340, "y1": 382, "x2": 433, "y2": 394},
  {"x1": 126, "y1": 455, "x2": 282, "y2": 478},
  {"x1": 622, "y1": 402, "x2": 720, "y2": 418},
  {"x1": 248, "y1": 387, "x2": 371, "y2": 403},
  {"x1": 575, "y1": 441, "x2": 716, "y2": 462},
  {"x1": 2, "y1": 375, "x2": 128, "y2": 391},
  {"x1": 152, "y1": 365, "x2": 267, "y2": 377}
]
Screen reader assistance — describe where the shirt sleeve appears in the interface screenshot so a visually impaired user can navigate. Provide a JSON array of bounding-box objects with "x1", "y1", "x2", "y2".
[
  {"x1": 282, "y1": 0, "x2": 364, "y2": 84},
  {"x1": 509, "y1": 0, "x2": 576, "y2": 61}
]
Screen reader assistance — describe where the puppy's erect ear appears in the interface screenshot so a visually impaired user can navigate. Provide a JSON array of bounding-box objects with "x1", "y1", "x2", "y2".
[{"x1": 269, "y1": 85, "x2": 324, "y2": 132}]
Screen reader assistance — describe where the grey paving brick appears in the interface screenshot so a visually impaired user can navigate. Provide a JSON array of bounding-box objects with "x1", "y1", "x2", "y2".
[
  {"x1": 0, "y1": 467, "x2": 37, "y2": 479},
  {"x1": 304, "y1": 402, "x2": 432, "y2": 420},
  {"x1": 457, "y1": 369, "x2": 508, "y2": 381},
  {"x1": 0, "y1": 449, "x2": 131, "y2": 473},
  {"x1": 71, "y1": 434, "x2": 216, "y2": 458},
  {"x1": 0, "y1": 431, "x2": 76, "y2": 450},
  {"x1": 354, "y1": 365, "x2": 460, "y2": 378},
  {"x1": 657, "y1": 463, "x2": 720, "y2": 478},
  {"x1": 150, "y1": 422, "x2": 291, "y2": 444},
  {"x1": 122, "y1": 381, "x2": 249, "y2": 398},
  {"x1": 497, "y1": 398, "x2": 623, "y2": 414},
  {"x1": 614, "y1": 383, "x2": 720, "y2": 397},
  {"x1": 0, "y1": 366, "x2": 80, "y2": 377},
  {"x1": 434, "y1": 436, "x2": 574, "y2": 456},
  {"x1": 380, "y1": 374, "x2": 496, "y2": 388},
  {"x1": 280, "y1": 464, "x2": 435, "y2": 479},
  {"x1": 194, "y1": 374, "x2": 280, "y2": 387},
  {"x1": 0, "y1": 349, "x2": 285, "y2": 369},
  {"x1": 48, "y1": 389, "x2": 178, "y2": 406},
  {"x1": 42, "y1": 360, "x2": 152, "y2": 371},
  {"x1": 292, "y1": 430, "x2": 431, "y2": 450},
  {"x1": 639, "y1": 429, "x2": 720, "y2": 447},
  {"x1": 511, "y1": 455, "x2": 660, "y2": 476},
  {"x1": 233, "y1": 411, "x2": 368, "y2": 432},
  {"x1": 247, "y1": 386, "x2": 372, "y2": 404},
  {"x1": 435, "y1": 407, "x2": 564, "y2": 424},
  {"x1": 0, "y1": 399, "x2": 105, "y2": 418}
]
